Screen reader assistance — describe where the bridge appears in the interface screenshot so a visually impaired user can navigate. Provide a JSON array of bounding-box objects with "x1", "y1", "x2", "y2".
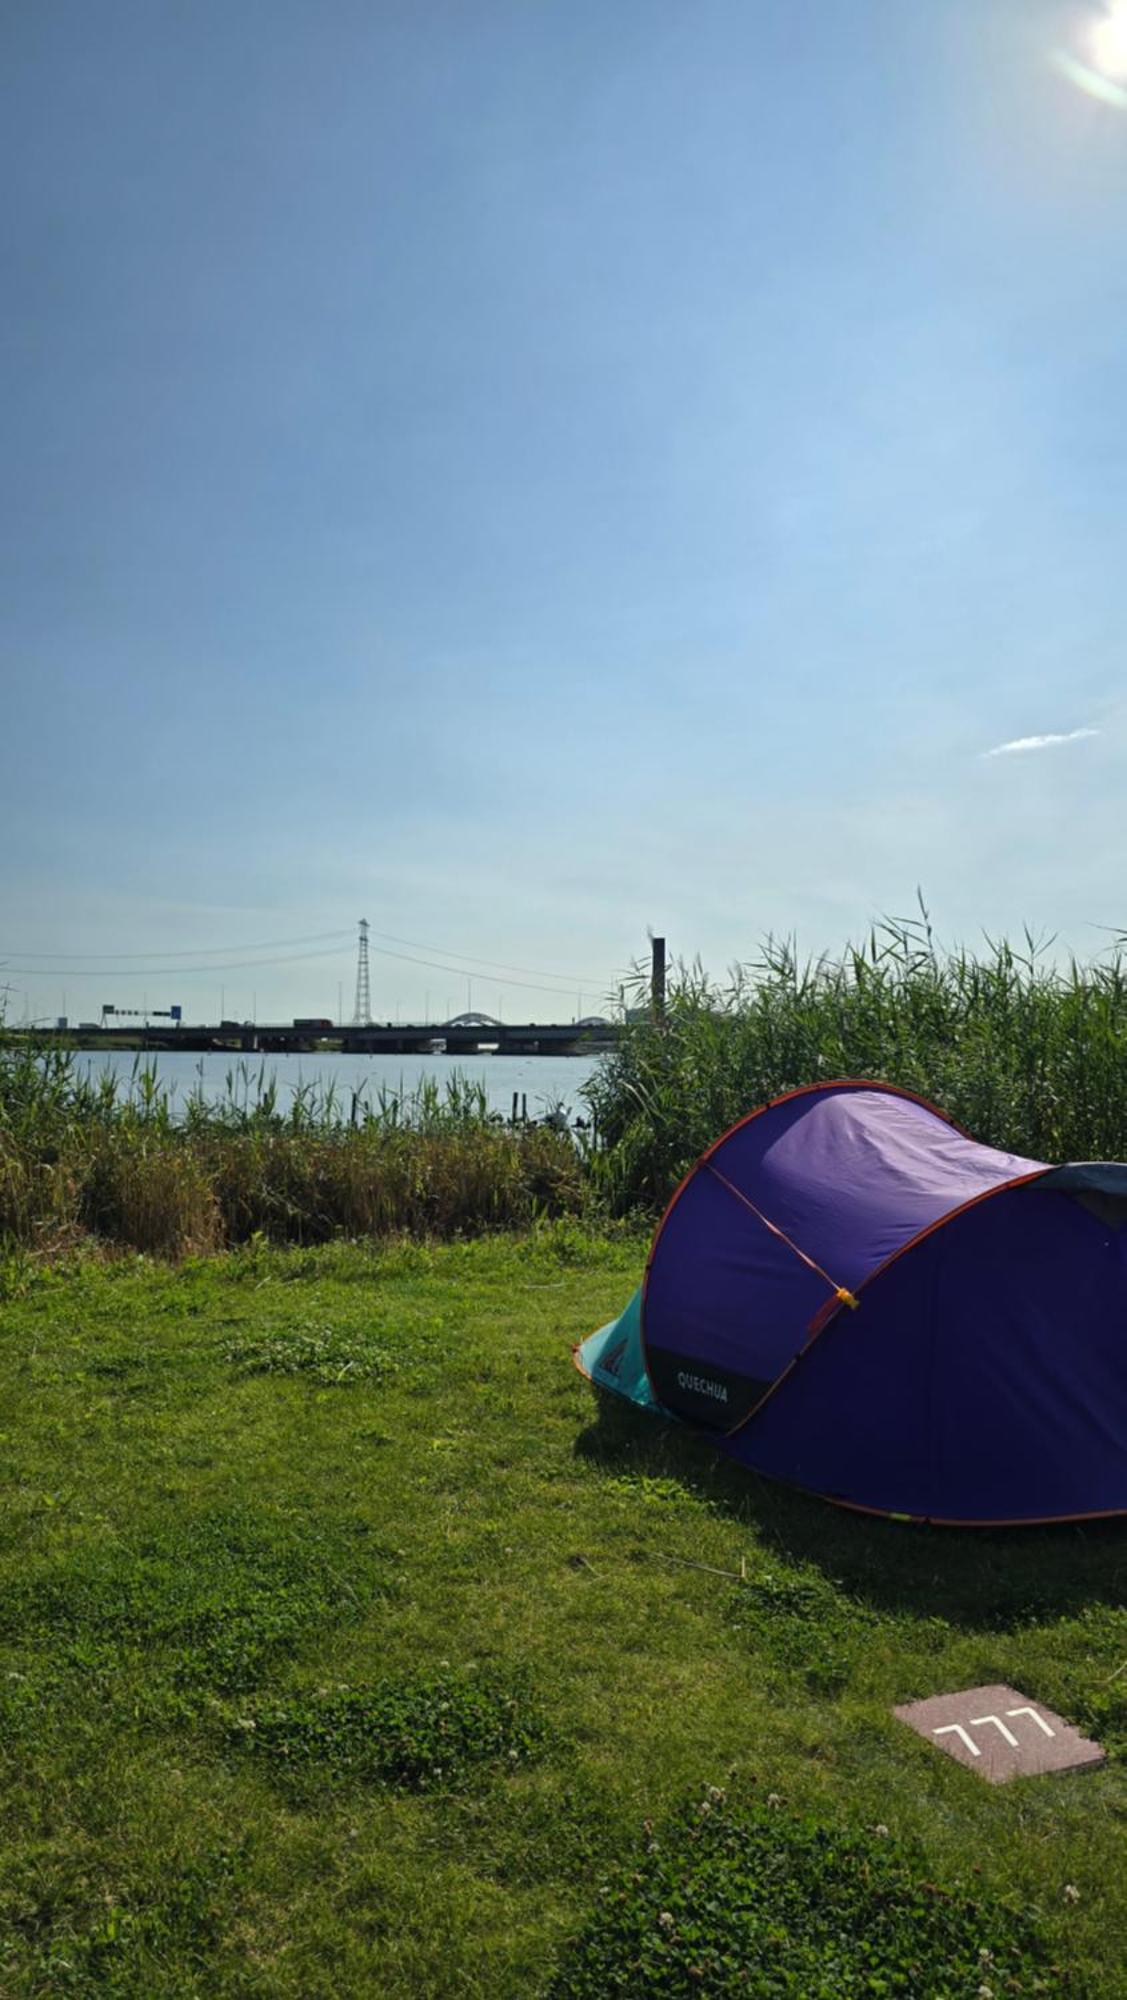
[{"x1": 32, "y1": 1013, "x2": 621, "y2": 1057}]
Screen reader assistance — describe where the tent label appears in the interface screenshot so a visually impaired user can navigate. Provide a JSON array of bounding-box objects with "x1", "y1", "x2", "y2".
[{"x1": 894, "y1": 1683, "x2": 1105, "y2": 1783}]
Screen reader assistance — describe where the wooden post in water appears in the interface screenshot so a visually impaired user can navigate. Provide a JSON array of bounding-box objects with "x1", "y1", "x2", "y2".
[{"x1": 651, "y1": 935, "x2": 667, "y2": 1023}]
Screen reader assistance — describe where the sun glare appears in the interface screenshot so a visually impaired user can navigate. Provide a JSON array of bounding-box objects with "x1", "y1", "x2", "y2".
[
  {"x1": 1051, "y1": 5, "x2": 1127, "y2": 105},
  {"x1": 1090, "y1": 3, "x2": 1127, "y2": 79}
]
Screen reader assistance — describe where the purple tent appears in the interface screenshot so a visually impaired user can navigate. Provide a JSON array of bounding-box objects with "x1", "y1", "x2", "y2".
[{"x1": 575, "y1": 1081, "x2": 1127, "y2": 1524}]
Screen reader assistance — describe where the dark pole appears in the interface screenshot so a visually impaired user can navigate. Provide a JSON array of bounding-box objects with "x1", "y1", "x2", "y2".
[{"x1": 651, "y1": 935, "x2": 666, "y2": 1022}]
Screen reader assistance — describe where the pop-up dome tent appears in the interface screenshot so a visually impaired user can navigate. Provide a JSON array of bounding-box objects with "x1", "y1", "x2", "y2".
[{"x1": 575, "y1": 1081, "x2": 1127, "y2": 1525}]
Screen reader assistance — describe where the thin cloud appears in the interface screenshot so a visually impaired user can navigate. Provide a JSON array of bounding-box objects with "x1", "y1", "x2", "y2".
[{"x1": 983, "y1": 728, "x2": 1099, "y2": 759}]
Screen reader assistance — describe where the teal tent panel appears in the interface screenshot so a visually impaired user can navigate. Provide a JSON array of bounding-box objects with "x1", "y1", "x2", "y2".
[{"x1": 575, "y1": 1287, "x2": 665, "y2": 1413}]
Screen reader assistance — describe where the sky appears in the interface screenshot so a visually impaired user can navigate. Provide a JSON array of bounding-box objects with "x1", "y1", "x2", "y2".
[{"x1": 4, "y1": 0, "x2": 1127, "y2": 1025}]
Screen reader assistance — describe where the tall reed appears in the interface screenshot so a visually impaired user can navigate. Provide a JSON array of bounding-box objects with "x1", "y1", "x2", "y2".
[
  {"x1": 12, "y1": 912, "x2": 1127, "y2": 1253},
  {"x1": 0, "y1": 1027, "x2": 584, "y2": 1255},
  {"x1": 585, "y1": 913, "x2": 1127, "y2": 1212}
]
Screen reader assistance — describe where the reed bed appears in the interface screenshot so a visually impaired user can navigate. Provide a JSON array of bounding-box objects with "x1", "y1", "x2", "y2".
[
  {"x1": 11, "y1": 913, "x2": 1127, "y2": 1254},
  {"x1": 585, "y1": 913, "x2": 1127, "y2": 1212},
  {"x1": 0, "y1": 1038, "x2": 584, "y2": 1256}
]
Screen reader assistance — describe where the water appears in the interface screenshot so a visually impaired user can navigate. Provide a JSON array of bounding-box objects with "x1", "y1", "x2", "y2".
[{"x1": 72, "y1": 1048, "x2": 605, "y2": 1123}]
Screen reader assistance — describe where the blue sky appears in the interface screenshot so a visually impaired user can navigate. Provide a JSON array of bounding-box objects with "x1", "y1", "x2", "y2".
[{"x1": 4, "y1": 0, "x2": 1127, "y2": 1024}]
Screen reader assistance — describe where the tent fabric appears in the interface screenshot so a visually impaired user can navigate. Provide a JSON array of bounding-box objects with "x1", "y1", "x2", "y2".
[
  {"x1": 574, "y1": 1080, "x2": 1127, "y2": 1524},
  {"x1": 580, "y1": 1288, "x2": 661, "y2": 1412}
]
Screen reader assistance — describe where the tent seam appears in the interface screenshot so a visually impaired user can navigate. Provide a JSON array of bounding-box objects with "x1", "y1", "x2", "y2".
[
  {"x1": 723, "y1": 1167, "x2": 1052, "y2": 1443},
  {"x1": 639, "y1": 1078, "x2": 969, "y2": 1409}
]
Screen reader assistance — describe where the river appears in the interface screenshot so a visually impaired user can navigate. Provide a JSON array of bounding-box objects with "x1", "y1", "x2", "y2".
[{"x1": 72, "y1": 1047, "x2": 606, "y2": 1123}]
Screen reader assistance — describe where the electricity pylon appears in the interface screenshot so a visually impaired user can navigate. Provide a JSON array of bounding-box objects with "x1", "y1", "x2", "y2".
[{"x1": 352, "y1": 917, "x2": 372, "y2": 1025}]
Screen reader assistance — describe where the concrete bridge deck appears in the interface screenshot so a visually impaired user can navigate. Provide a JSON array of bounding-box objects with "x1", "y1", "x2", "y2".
[{"x1": 28, "y1": 1019, "x2": 621, "y2": 1057}]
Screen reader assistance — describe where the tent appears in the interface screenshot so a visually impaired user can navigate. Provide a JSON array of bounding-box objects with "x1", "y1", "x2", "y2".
[{"x1": 574, "y1": 1080, "x2": 1127, "y2": 1525}]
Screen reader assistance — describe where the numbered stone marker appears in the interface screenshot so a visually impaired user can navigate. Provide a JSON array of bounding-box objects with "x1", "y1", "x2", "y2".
[{"x1": 894, "y1": 1684, "x2": 1105, "y2": 1784}]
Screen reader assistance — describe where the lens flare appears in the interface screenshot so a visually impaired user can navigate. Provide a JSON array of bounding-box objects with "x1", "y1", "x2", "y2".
[
  {"x1": 1052, "y1": 6, "x2": 1127, "y2": 107},
  {"x1": 1091, "y1": 2, "x2": 1127, "y2": 78}
]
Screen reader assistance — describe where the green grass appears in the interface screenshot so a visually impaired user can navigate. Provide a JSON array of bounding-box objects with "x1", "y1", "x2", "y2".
[
  {"x1": 1, "y1": 1225, "x2": 1125, "y2": 1994},
  {"x1": 237, "y1": 1669, "x2": 550, "y2": 1796},
  {"x1": 548, "y1": 1798, "x2": 1066, "y2": 1997}
]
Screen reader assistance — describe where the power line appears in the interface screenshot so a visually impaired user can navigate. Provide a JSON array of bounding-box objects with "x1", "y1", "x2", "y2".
[
  {"x1": 3, "y1": 939, "x2": 615, "y2": 998},
  {"x1": 4, "y1": 929, "x2": 616, "y2": 998},
  {"x1": 5, "y1": 945, "x2": 354, "y2": 977},
  {"x1": 0, "y1": 929, "x2": 354, "y2": 963},
  {"x1": 361, "y1": 940, "x2": 613, "y2": 998},
  {"x1": 0, "y1": 925, "x2": 605, "y2": 986},
  {"x1": 365, "y1": 926, "x2": 607, "y2": 987}
]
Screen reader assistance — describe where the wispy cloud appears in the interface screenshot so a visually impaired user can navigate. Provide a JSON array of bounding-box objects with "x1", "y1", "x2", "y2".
[{"x1": 983, "y1": 728, "x2": 1099, "y2": 760}]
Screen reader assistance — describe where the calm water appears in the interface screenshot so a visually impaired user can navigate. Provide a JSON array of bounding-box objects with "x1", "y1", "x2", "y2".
[{"x1": 72, "y1": 1048, "x2": 605, "y2": 1122}]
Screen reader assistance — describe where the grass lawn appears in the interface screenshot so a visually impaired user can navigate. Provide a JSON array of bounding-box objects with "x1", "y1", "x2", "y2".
[{"x1": 1, "y1": 1224, "x2": 1125, "y2": 1995}]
